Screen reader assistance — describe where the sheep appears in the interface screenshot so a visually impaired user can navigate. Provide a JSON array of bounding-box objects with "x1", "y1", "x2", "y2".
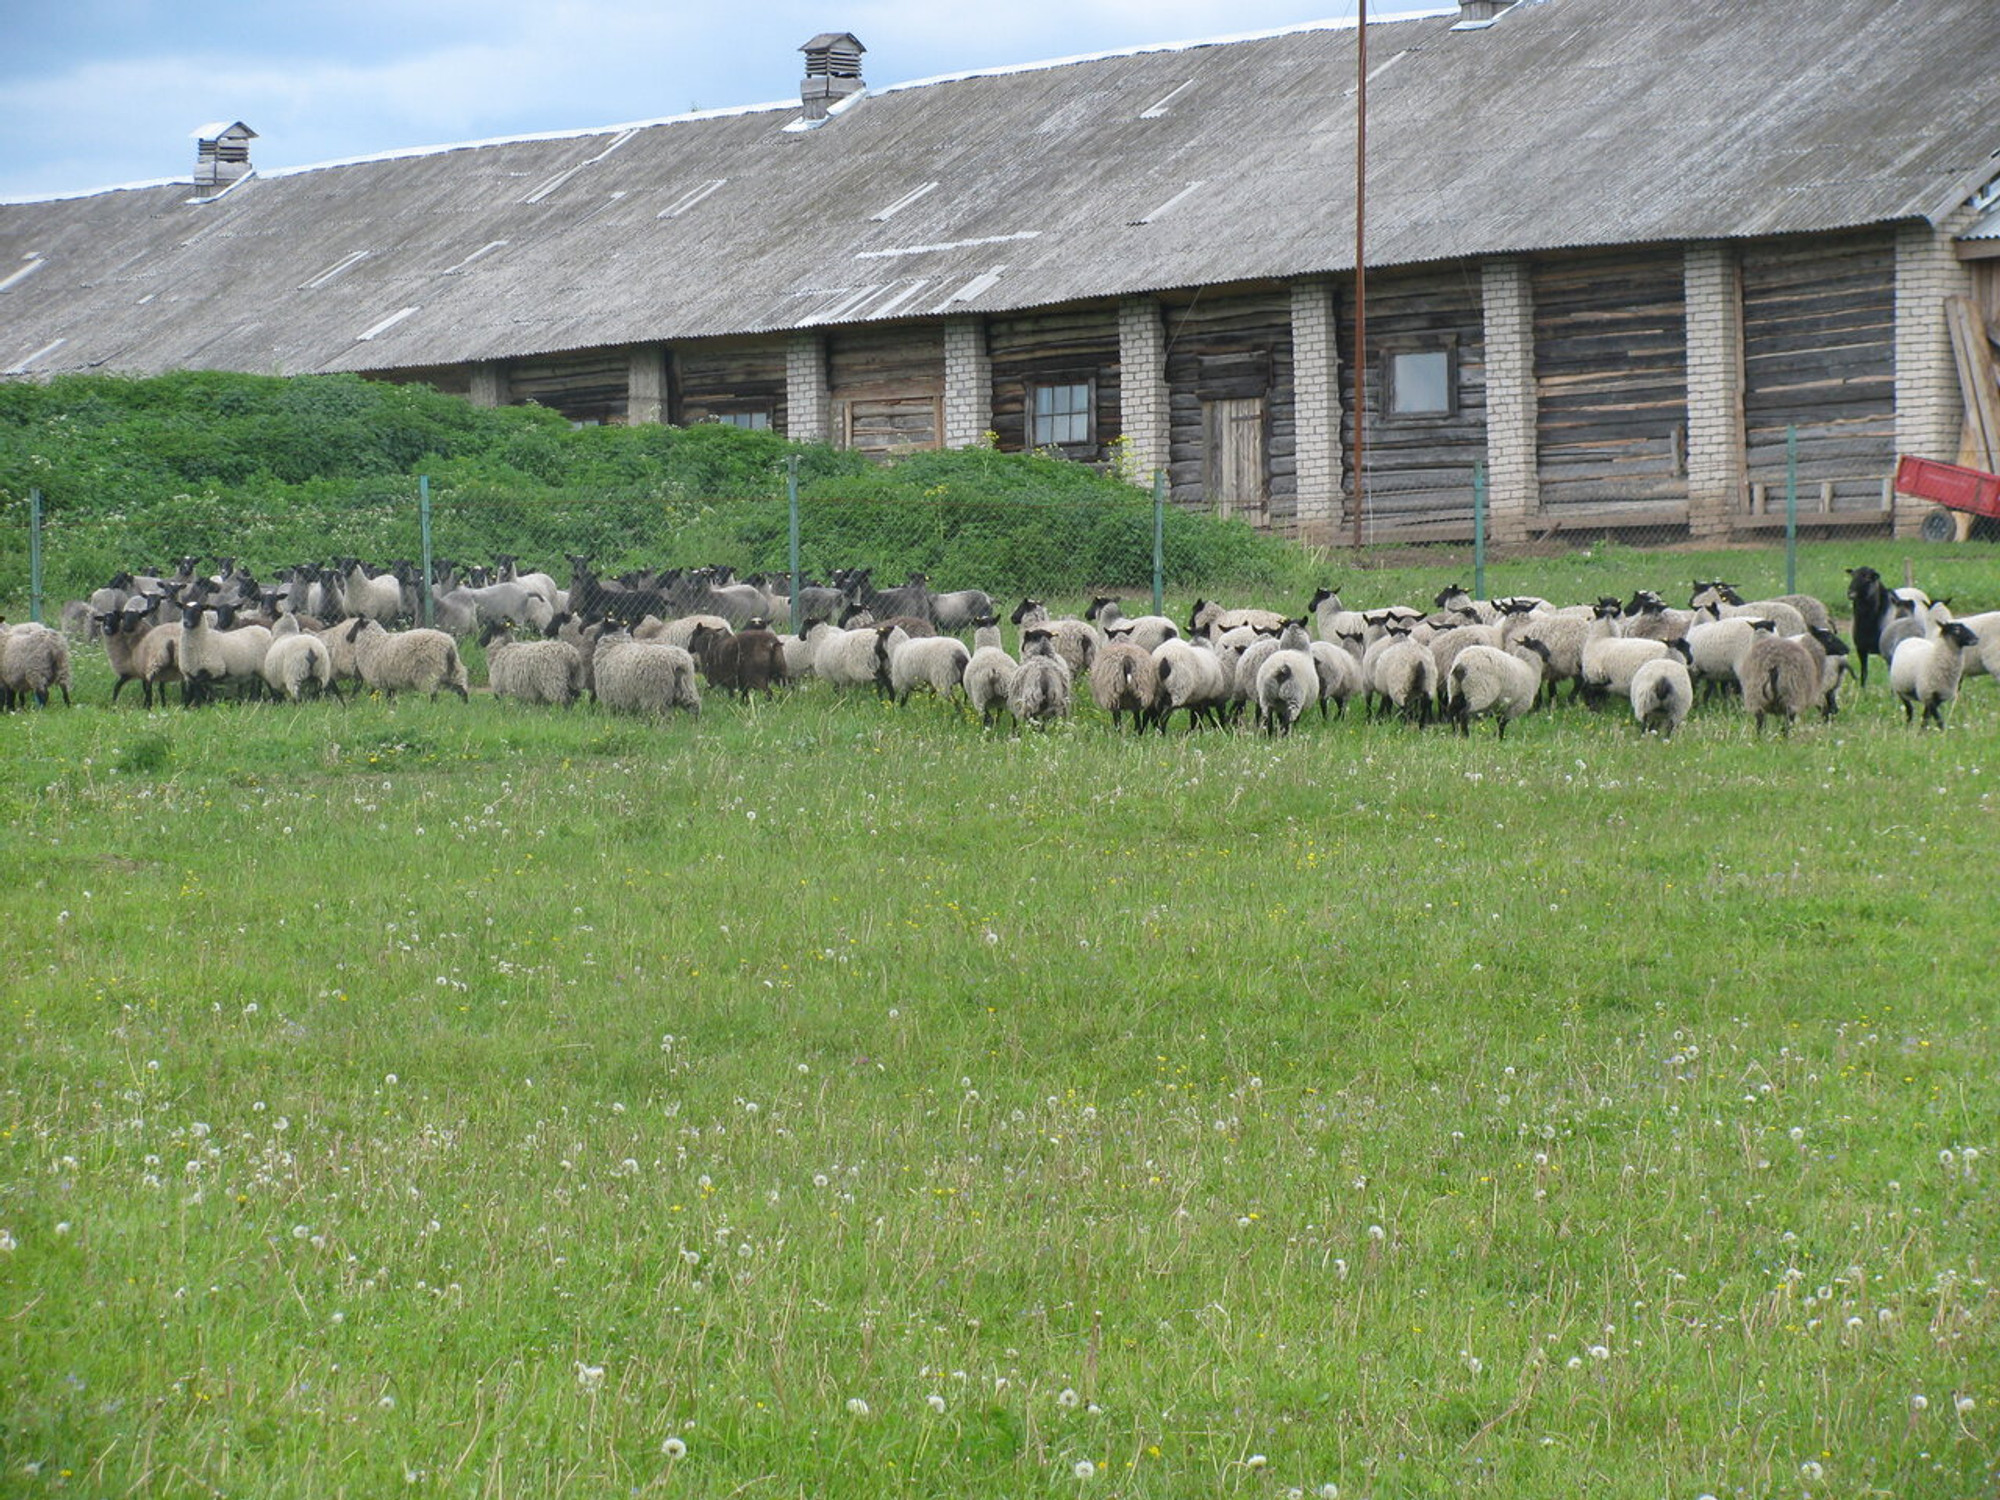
[
  {"x1": 1006, "y1": 627, "x2": 1073, "y2": 727},
  {"x1": 888, "y1": 634, "x2": 971, "y2": 705},
  {"x1": 1620, "y1": 591, "x2": 1696, "y2": 644},
  {"x1": 591, "y1": 630, "x2": 702, "y2": 718},
  {"x1": 809, "y1": 620, "x2": 902, "y2": 694},
  {"x1": 1808, "y1": 626, "x2": 1851, "y2": 716},
  {"x1": 1153, "y1": 638, "x2": 1230, "y2": 730},
  {"x1": 1844, "y1": 566, "x2": 1892, "y2": 686},
  {"x1": 1086, "y1": 596, "x2": 1181, "y2": 653},
  {"x1": 260, "y1": 632, "x2": 339, "y2": 702},
  {"x1": 1088, "y1": 641, "x2": 1164, "y2": 732},
  {"x1": 925, "y1": 581, "x2": 997, "y2": 634},
  {"x1": 688, "y1": 621, "x2": 787, "y2": 701},
  {"x1": 1372, "y1": 632, "x2": 1438, "y2": 725},
  {"x1": 1629, "y1": 657, "x2": 1693, "y2": 738},
  {"x1": 1890, "y1": 621, "x2": 1979, "y2": 728},
  {"x1": 1010, "y1": 599, "x2": 1097, "y2": 677},
  {"x1": 0, "y1": 623, "x2": 73, "y2": 709},
  {"x1": 1503, "y1": 607, "x2": 1593, "y2": 705},
  {"x1": 435, "y1": 580, "x2": 552, "y2": 637},
  {"x1": 341, "y1": 562, "x2": 405, "y2": 625},
  {"x1": 177, "y1": 597, "x2": 272, "y2": 705},
  {"x1": 1737, "y1": 627, "x2": 1820, "y2": 735},
  {"x1": 345, "y1": 618, "x2": 470, "y2": 702},
  {"x1": 1445, "y1": 640, "x2": 1547, "y2": 738},
  {"x1": 1580, "y1": 635, "x2": 1676, "y2": 710},
  {"x1": 1308, "y1": 640, "x2": 1362, "y2": 719},
  {"x1": 1187, "y1": 598, "x2": 1288, "y2": 640},
  {"x1": 1874, "y1": 594, "x2": 1932, "y2": 667},
  {"x1": 486, "y1": 633, "x2": 585, "y2": 707},
  {"x1": 1684, "y1": 616, "x2": 1765, "y2": 703},
  {"x1": 98, "y1": 594, "x2": 170, "y2": 704},
  {"x1": 136, "y1": 614, "x2": 184, "y2": 708},
  {"x1": 1309, "y1": 583, "x2": 1365, "y2": 647},
  {"x1": 963, "y1": 616, "x2": 1020, "y2": 730},
  {"x1": 1944, "y1": 609, "x2": 2000, "y2": 681},
  {"x1": 1254, "y1": 637, "x2": 1319, "y2": 737}
]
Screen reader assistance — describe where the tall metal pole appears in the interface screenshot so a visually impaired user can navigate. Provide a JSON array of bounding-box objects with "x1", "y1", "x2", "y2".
[
  {"x1": 787, "y1": 455, "x2": 803, "y2": 635},
  {"x1": 28, "y1": 488, "x2": 43, "y2": 624},
  {"x1": 1350, "y1": 0, "x2": 1369, "y2": 551},
  {"x1": 1473, "y1": 461, "x2": 1487, "y2": 601},
  {"x1": 419, "y1": 476, "x2": 434, "y2": 629},
  {"x1": 1151, "y1": 468, "x2": 1167, "y2": 617},
  {"x1": 1784, "y1": 425, "x2": 1799, "y2": 595}
]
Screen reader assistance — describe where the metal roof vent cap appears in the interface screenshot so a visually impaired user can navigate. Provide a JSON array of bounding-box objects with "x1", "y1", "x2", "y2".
[
  {"x1": 1457, "y1": 0, "x2": 1519, "y2": 22},
  {"x1": 800, "y1": 33, "x2": 866, "y2": 121},
  {"x1": 192, "y1": 121, "x2": 257, "y2": 193}
]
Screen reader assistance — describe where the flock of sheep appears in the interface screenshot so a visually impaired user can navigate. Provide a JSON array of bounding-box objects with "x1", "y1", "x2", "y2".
[{"x1": 0, "y1": 556, "x2": 1988, "y2": 738}]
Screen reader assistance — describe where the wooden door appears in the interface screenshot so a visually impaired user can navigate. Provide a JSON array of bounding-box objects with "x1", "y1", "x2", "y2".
[{"x1": 1203, "y1": 397, "x2": 1267, "y2": 525}]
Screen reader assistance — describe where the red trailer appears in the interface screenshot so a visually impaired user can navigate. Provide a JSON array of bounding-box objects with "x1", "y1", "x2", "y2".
[{"x1": 1895, "y1": 455, "x2": 2000, "y2": 541}]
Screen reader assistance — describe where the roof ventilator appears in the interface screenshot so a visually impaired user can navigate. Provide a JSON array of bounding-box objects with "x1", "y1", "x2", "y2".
[
  {"x1": 192, "y1": 122, "x2": 257, "y2": 196},
  {"x1": 800, "y1": 33, "x2": 866, "y2": 121},
  {"x1": 1452, "y1": 0, "x2": 1520, "y2": 29}
]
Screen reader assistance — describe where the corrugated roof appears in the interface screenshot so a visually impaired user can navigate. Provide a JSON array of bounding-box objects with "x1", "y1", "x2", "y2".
[{"x1": 4, "y1": 0, "x2": 1999, "y2": 380}]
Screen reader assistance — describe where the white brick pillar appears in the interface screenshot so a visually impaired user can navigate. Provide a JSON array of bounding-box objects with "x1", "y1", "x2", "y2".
[
  {"x1": 786, "y1": 331, "x2": 831, "y2": 444},
  {"x1": 1895, "y1": 215, "x2": 1976, "y2": 537},
  {"x1": 1480, "y1": 257, "x2": 1537, "y2": 545},
  {"x1": 1291, "y1": 278, "x2": 1344, "y2": 540},
  {"x1": 469, "y1": 362, "x2": 509, "y2": 409},
  {"x1": 1118, "y1": 296, "x2": 1171, "y2": 489},
  {"x1": 942, "y1": 316, "x2": 993, "y2": 448},
  {"x1": 1684, "y1": 244, "x2": 1744, "y2": 542},
  {"x1": 627, "y1": 345, "x2": 671, "y2": 426}
]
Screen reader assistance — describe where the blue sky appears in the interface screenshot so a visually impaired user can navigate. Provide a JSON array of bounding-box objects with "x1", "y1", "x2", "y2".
[{"x1": 0, "y1": 0, "x2": 1370, "y2": 201}]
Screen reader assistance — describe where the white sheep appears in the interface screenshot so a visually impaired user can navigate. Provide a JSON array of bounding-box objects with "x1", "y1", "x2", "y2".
[
  {"x1": 1683, "y1": 616, "x2": 1765, "y2": 702},
  {"x1": 1308, "y1": 640, "x2": 1361, "y2": 719},
  {"x1": 1089, "y1": 640, "x2": 1163, "y2": 732},
  {"x1": 1737, "y1": 629, "x2": 1820, "y2": 735},
  {"x1": 591, "y1": 631, "x2": 701, "y2": 717},
  {"x1": 1371, "y1": 633, "x2": 1438, "y2": 725},
  {"x1": 1007, "y1": 627, "x2": 1072, "y2": 727},
  {"x1": 1254, "y1": 643, "x2": 1318, "y2": 736},
  {"x1": 177, "y1": 599, "x2": 272, "y2": 704},
  {"x1": 488, "y1": 637, "x2": 586, "y2": 706},
  {"x1": 1581, "y1": 636, "x2": 1674, "y2": 708},
  {"x1": 260, "y1": 633, "x2": 337, "y2": 702},
  {"x1": 1890, "y1": 621, "x2": 1979, "y2": 728},
  {"x1": 345, "y1": 618, "x2": 471, "y2": 701},
  {"x1": 342, "y1": 563, "x2": 404, "y2": 625},
  {"x1": 1152, "y1": 638, "x2": 1230, "y2": 730},
  {"x1": 0, "y1": 623, "x2": 73, "y2": 708},
  {"x1": 1629, "y1": 658, "x2": 1692, "y2": 739},
  {"x1": 808, "y1": 620, "x2": 901, "y2": 694},
  {"x1": 1445, "y1": 641, "x2": 1545, "y2": 738},
  {"x1": 1087, "y1": 597, "x2": 1181, "y2": 653},
  {"x1": 889, "y1": 635, "x2": 970, "y2": 705},
  {"x1": 964, "y1": 620, "x2": 1019, "y2": 730}
]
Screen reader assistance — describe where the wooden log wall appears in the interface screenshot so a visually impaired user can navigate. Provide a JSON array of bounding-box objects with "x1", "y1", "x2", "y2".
[
  {"x1": 1162, "y1": 289, "x2": 1296, "y2": 523},
  {"x1": 987, "y1": 305, "x2": 1121, "y2": 460},
  {"x1": 1336, "y1": 263, "x2": 1488, "y2": 537},
  {"x1": 829, "y1": 323, "x2": 945, "y2": 456},
  {"x1": 1740, "y1": 229, "x2": 1895, "y2": 514},
  {"x1": 507, "y1": 349, "x2": 632, "y2": 424},
  {"x1": 1533, "y1": 248, "x2": 1689, "y2": 510},
  {"x1": 676, "y1": 336, "x2": 789, "y2": 430}
]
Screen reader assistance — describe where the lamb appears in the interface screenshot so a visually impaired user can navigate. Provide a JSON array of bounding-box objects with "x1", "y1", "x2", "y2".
[
  {"x1": 485, "y1": 633, "x2": 585, "y2": 707},
  {"x1": 644, "y1": 613, "x2": 732, "y2": 651},
  {"x1": 1088, "y1": 641, "x2": 1163, "y2": 731},
  {"x1": 0, "y1": 623, "x2": 73, "y2": 709},
  {"x1": 1503, "y1": 608, "x2": 1592, "y2": 705},
  {"x1": 1006, "y1": 627, "x2": 1073, "y2": 727},
  {"x1": 260, "y1": 633, "x2": 338, "y2": 702},
  {"x1": 1009, "y1": 599, "x2": 1097, "y2": 677},
  {"x1": 1737, "y1": 627, "x2": 1820, "y2": 735},
  {"x1": 1629, "y1": 658, "x2": 1693, "y2": 739},
  {"x1": 1943, "y1": 609, "x2": 2000, "y2": 681},
  {"x1": 888, "y1": 634, "x2": 971, "y2": 705},
  {"x1": 1890, "y1": 621, "x2": 1979, "y2": 728},
  {"x1": 1254, "y1": 634, "x2": 1319, "y2": 737},
  {"x1": 1874, "y1": 594, "x2": 1932, "y2": 667},
  {"x1": 963, "y1": 617, "x2": 1020, "y2": 730},
  {"x1": 1444, "y1": 642, "x2": 1545, "y2": 739},
  {"x1": 590, "y1": 630, "x2": 702, "y2": 718},
  {"x1": 345, "y1": 618, "x2": 471, "y2": 701},
  {"x1": 924, "y1": 580, "x2": 997, "y2": 634}
]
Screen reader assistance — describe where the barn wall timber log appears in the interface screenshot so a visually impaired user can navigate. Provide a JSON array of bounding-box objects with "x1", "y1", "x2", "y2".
[
  {"x1": 1740, "y1": 228, "x2": 1896, "y2": 515},
  {"x1": 1337, "y1": 262, "x2": 1489, "y2": 539},
  {"x1": 676, "y1": 336, "x2": 789, "y2": 430},
  {"x1": 988, "y1": 304, "x2": 1121, "y2": 461},
  {"x1": 508, "y1": 348, "x2": 631, "y2": 424},
  {"x1": 1533, "y1": 247, "x2": 1690, "y2": 518},
  {"x1": 830, "y1": 323, "x2": 945, "y2": 456},
  {"x1": 1161, "y1": 289, "x2": 1295, "y2": 526}
]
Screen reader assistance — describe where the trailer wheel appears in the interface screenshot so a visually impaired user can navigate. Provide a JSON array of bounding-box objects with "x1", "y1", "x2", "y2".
[{"x1": 1920, "y1": 507, "x2": 1959, "y2": 542}]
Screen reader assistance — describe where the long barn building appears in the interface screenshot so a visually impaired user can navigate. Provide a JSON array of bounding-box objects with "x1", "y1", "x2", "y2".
[{"x1": 4, "y1": 0, "x2": 2000, "y2": 542}]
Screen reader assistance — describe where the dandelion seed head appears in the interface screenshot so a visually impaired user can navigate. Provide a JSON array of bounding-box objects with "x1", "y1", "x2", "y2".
[
  {"x1": 661, "y1": 1436, "x2": 688, "y2": 1460},
  {"x1": 1073, "y1": 1459, "x2": 1096, "y2": 1480}
]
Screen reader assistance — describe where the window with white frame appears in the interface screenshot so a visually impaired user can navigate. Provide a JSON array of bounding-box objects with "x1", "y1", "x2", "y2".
[{"x1": 1029, "y1": 381, "x2": 1094, "y2": 447}]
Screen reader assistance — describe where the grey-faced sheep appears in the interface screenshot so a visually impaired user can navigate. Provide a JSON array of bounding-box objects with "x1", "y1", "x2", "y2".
[
  {"x1": 1890, "y1": 621, "x2": 1978, "y2": 728},
  {"x1": 1088, "y1": 640, "x2": 1163, "y2": 732},
  {"x1": 888, "y1": 634, "x2": 971, "y2": 706},
  {"x1": 1007, "y1": 626, "x2": 1073, "y2": 727},
  {"x1": 1629, "y1": 657, "x2": 1693, "y2": 739},
  {"x1": 591, "y1": 630, "x2": 702, "y2": 718},
  {"x1": 345, "y1": 617, "x2": 470, "y2": 702}
]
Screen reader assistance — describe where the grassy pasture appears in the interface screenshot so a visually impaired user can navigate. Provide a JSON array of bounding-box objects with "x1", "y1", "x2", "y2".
[{"x1": 1, "y1": 575, "x2": 1997, "y2": 1498}]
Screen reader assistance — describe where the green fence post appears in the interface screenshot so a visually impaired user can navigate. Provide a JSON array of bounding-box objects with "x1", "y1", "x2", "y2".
[
  {"x1": 788, "y1": 455, "x2": 803, "y2": 635},
  {"x1": 419, "y1": 476, "x2": 434, "y2": 629},
  {"x1": 1784, "y1": 425, "x2": 1798, "y2": 596},
  {"x1": 28, "y1": 488, "x2": 43, "y2": 624},
  {"x1": 1151, "y1": 469, "x2": 1166, "y2": 617},
  {"x1": 1472, "y1": 461, "x2": 1487, "y2": 601}
]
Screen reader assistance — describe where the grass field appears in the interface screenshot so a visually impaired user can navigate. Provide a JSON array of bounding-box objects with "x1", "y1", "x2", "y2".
[{"x1": 1, "y1": 561, "x2": 1996, "y2": 1498}]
